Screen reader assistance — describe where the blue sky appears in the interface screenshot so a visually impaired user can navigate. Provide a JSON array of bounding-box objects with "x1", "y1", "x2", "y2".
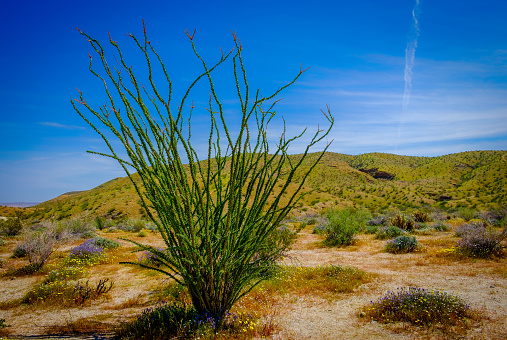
[{"x1": 1, "y1": 0, "x2": 506, "y2": 203}]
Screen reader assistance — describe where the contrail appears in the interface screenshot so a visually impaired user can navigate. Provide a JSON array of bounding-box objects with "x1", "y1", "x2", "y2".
[{"x1": 396, "y1": 0, "x2": 422, "y2": 153}]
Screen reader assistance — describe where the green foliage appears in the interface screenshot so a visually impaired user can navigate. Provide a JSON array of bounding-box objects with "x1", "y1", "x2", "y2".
[
  {"x1": 413, "y1": 210, "x2": 431, "y2": 223},
  {"x1": 390, "y1": 214, "x2": 415, "y2": 231},
  {"x1": 22, "y1": 277, "x2": 113, "y2": 306},
  {"x1": 12, "y1": 245, "x2": 27, "y2": 258},
  {"x1": 90, "y1": 236, "x2": 120, "y2": 249},
  {"x1": 137, "y1": 230, "x2": 147, "y2": 237},
  {"x1": 312, "y1": 224, "x2": 327, "y2": 235},
  {"x1": 456, "y1": 207, "x2": 478, "y2": 221},
  {"x1": 263, "y1": 265, "x2": 368, "y2": 295},
  {"x1": 58, "y1": 218, "x2": 96, "y2": 238},
  {"x1": 364, "y1": 225, "x2": 378, "y2": 234},
  {"x1": 385, "y1": 235, "x2": 418, "y2": 254},
  {"x1": 433, "y1": 221, "x2": 449, "y2": 232},
  {"x1": 115, "y1": 302, "x2": 260, "y2": 340},
  {"x1": 0, "y1": 218, "x2": 22, "y2": 236},
  {"x1": 375, "y1": 226, "x2": 404, "y2": 240},
  {"x1": 324, "y1": 208, "x2": 371, "y2": 246},
  {"x1": 363, "y1": 287, "x2": 475, "y2": 329},
  {"x1": 73, "y1": 24, "x2": 333, "y2": 326}
]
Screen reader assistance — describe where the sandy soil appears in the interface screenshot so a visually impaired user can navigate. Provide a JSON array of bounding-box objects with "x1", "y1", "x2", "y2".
[{"x1": 1, "y1": 229, "x2": 506, "y2": 339}]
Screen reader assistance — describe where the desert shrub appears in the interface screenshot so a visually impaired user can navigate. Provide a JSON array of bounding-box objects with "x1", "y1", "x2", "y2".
[
  {"x1": 59, "y1": 218, "x2": 96, "y2": 238},
  {"x1": 363, "y1": 287, "x2": 476, "y2": 328},
  {"x1": 118, "y1": 218, "x2": 146, "y2": 232},
  {"x1": 390, "y1": 214, "x2": 415, "y2": 231},
  {"x1": 137, "y1": 230, "x2": 147, "y2": 237},
  {"x1": 456, "y1": 207, "x2": 477, "y2": 221},
  {"x1": 413, "y1": 211, "x2": 431, "y2": 223},
  {"x1": 90, "y1": 236, "x2": 120, "y2": 249},
  {"x1": 115, "y1": 302, "x2": 260, "y2": 340},
  {"x1": 11, "y1": 245, "x2": 27, "y2": 258},
  {"x1": 433, "y1": 221, "x2": 450, "y2": 232},
  {"x1": 479, "y1": 207, "x2": 507, "y2": 226},
  {"x1": 367, "y1": 215, "x2": 388, "y2": 226},
  {"x1": 324, "y1": 208, "x2": 371, "y2": 246},
  {"x1": 43, "y1": 266, "x2": 88, "y2": 283},
  {"x1": 0, "y1": 238, "x2": 4, "y2": 246},
  {"x1": 385, "y1": 235, "x2": 418, "y2": 254},
  {"x1": 312, "y1": 224, "x2": 327, "y2": 235},
  {"x1": 375, "y1": 226, "x2": 404, "y2": 240},
  {"x1": 0, "y1": 257, "x2": 4, "y2": 268},
  {"x1": 454, "y1": 221, "x2": 487, "y2": 237},
  {"x1": 456, "y1": 227, "x2": 506, "y2": 258},
  {"x1": 18, "y1": 224, "x2": 72, "y2": 271},
  {"x1": 0, "y1": 218, "x2": 22, "y2": 236},
  {"x1": 23, "y1": 277, "x2": 113, "y2": 306},
  {"x1": 70, "y1": 240, "x2": 104, "y2": 259},
  {"x1": 0, "y1": 318, "x2": 10, "y2": 329},
  {"x1": 364, "y1": 225, "x2": 378, "y2": 234}
]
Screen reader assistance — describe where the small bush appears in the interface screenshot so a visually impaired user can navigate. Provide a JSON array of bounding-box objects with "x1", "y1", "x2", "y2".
[
  {"x1": 385, "y1": 235, "x2": 418, "y2": 254},
  {"x1": 456, "y1": 207, "x2": 477, "y2": 221},
  {"x1": 375, "y1": 226, "x2": 404, "y2": 240},
  {"x1": 456, "y1": 227, "x2": 506, "y2": 258},
  {"x1": 367, "y1": 215, "x2": 388, "y2": 226},
  {"x1": 137, "y1": 230, "x2": 147, "y2": 237},
  {"x1": 115, "y1": 302, "x2": 260, "y2": 340},
  {"x1": 0, "y1": 218, "x2": 23, "y2": 236},
  {"x1": 390, "y1": 214, "x2": 415, "y2": 231},
  {"x1": 59, "y1": 218, "x2": 96, "y2": 238},
  {"x1": 312, "y1": 224, "x2": 327, "y2": 235},
  {"x1": 11, "y1": 245, "x2": 27, "y2": 258},
  {"x1": 324, "y1": 208, "x2": 371, "y2": 246},
  {"x1": 70, "y1": 240, "x2": 104, "y2": 259},
  {"x1": 362, "y1": 287, "x2": 476, "y2": 329},
  {"x1": 413, "y1": 211, "x2": 431, "y2": 223},
  {"x1": 23, "y1": 277, "x2": 113, "y2": 306},
  {"x1": 433, "y1": 221, "x2": 449, "y2": 232},
  {"x1": 0, "y1": 257, "x2": 4, "y2": 268},
  {"x1": 0, "y1": 238, "x2": 5, "y2": 246},
  {"x1": 454, "y1": 220, "x2": 487, "y2": 237},
  {"x1": 90, "y1": 236, "x2": 120, "y2": 249},
  {"x1": 364, "y1": 225, "x2": 378, "y2": 234}
]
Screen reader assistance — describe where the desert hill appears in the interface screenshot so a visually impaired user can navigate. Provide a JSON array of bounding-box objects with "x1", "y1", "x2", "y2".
[{"x1": 24, "y1": 150, "x2": 507, "y2": 220}]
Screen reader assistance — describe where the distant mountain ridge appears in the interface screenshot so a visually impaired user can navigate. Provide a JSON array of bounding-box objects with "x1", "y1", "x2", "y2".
[
  {"x1": 0, "y1": 202, "x2": 40, "y2": 208},
  {"x1": 22, "y1": 150, "x2": 507, "y2": 220}
]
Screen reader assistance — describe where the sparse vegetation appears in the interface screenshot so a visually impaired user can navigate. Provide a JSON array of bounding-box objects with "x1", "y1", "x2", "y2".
[
  {"x1": 324, "y1": 208, "x2": 371, "y2": 246},
  {"x1": 385, "y1": 235, "x2": 418, "y2": 254},
  {"x1": 375, "y1": 225, "x2": 404, "y2": 240},
  {"x1": 362, "y1": 287, "x2": 477, "y2": 330}
]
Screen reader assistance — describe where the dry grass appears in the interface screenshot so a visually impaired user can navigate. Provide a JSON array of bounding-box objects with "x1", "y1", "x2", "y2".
[{"x1": 1, "y1": 225, "x2": 506, "y2": 339}]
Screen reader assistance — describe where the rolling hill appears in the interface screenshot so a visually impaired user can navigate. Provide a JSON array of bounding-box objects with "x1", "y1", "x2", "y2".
[{"x1": 18, "y1": 150, "x2": 507, "y2": 220}]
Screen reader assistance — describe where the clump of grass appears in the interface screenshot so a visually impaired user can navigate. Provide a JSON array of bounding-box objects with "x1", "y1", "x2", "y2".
[
  {"x1": 375, "y1": 226, "x2": 405, "y2": 240},
  {"x1": 362, "y1": 287, "x2": 477, "y2": 331},
  {"x1": 385, "y1": 235, "x2": 418, "y2": 254},
  {"x1": 364, "y1": 225, "x2": 379, "y2": 234},
  {"x1": 260, "y1": 265, "x2": 369, "y2": 297},
  {"x1": 115, "y1": 302, "x2": 262, "y2": 340}
]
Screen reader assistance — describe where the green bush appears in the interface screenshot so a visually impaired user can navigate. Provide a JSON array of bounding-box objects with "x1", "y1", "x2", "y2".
[
  {"x1": 390, "y1": 214, "x2": 415, "y2": 231},
  {"x1": 375, "y1": 226, "x2": 404, "y2": 240},
  {"x1": 363, "y1": 287, "x2": 475, "y2": 328},
  {"x1": 0, "y1": 218, "x2": 22, "y2": 236},
  {"x1": 11, "y1": 245, "x2": 27, "y2": 258},
  {"x1": 324, "y1": 208, "x2": 371, "y2": 246},
  {"x1": 433, "y1": 221, "x2": 449, "y2": 232},
  {"x1": 90, "y1": 236, "x2": 120, "y2": 249},
  {"x1": 412, "y1": 211, "x2": 431, "y2": 223},
  {"x1": 385, "y1": 235, "x2": 418, "y2": 254}
]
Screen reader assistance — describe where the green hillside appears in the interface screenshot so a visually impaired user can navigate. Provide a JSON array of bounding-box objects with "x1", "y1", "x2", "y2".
[{"x1": 26, "y1": 150, "x2": 507, "y2": 220}]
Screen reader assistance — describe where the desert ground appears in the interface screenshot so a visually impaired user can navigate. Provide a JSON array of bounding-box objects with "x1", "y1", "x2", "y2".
[{"x1": 0, "y1": 221, "x2": 506, "y2": 339}]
